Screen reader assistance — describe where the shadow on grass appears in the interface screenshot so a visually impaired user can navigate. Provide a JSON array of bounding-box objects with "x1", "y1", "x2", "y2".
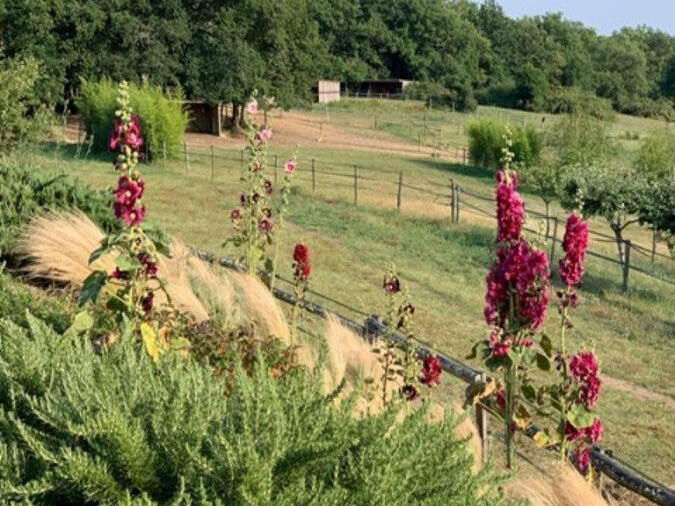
[
  {"x1": 36, "y1": 142, "x2": 112, "y2": 164},
  {"x1": 409, "y1": 158, "x2": 493, "y2": 182}
]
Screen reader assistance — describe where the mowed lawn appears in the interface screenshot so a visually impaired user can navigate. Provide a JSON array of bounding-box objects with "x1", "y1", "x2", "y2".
[{"x1": 28, "y1": 130, "x2": 675, "y2": 485}]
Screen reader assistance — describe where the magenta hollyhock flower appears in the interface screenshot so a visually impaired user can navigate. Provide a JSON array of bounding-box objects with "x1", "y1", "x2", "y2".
[
  {"x1": 580, "y1": 374, "x2": 601, "y2": 409},
  {"x1": 230, "y1": 209, "x2": 241, "y2": 221},
  {"x1": 564, "y1": 422, "x2": 585, "y2": 442},
  {"x1": 256, "y1": 128, "x2": 273, "y2": 143},
  {"x1": 293, "y1": 243, "x2": 312, "y2": 280},
  {"x1": 114, "y1": 175, "x2": 145, "y2": 206},
  {"x1": 496, "y1": 389, "x2": 506, "y2": 409},
  {"x1": 569, "y1": 351, "x2": 598, "y2": 380},
  {"x1": 586, "y1": 418, "x2": 603, "y2": 444},
  {"x1": 420, "y1": 355, "x2": 442, "y2": 386},
  {"x1": 114, "y1": 203, "x2": 147, "y2": 226},
  {"x1": 138, "y1": 253, "x2": 157, "y2": 278},
  {"x1": 109, "y1": 120, "x2": 123, "y2": 151},
  {"x1": 559, "y1": 213, "x2": 589, "y2": 286},
  {"x1": 109, "y1": 115, "x2": 143, "y2": 152},
  {"x1": 489, "y1": 333, "x2": 512, "y2": 357},
  {"x1": 495, "y1": 170, "x2": 524, "y2": 244},
  {"x1": 112, "y1": 268, "x2": 129, "y2": 280},
  {"x1": 284, "y1": 160, "x2": 296, "y2": 174},
  {"x1": 573, "y1": 446, "x2": 591, "y2": 474},
  {"x1": 246, "y1": 100, "x2": 258, "y2": 114},
  {"x1": 401, "y1": 384, "x2": 419, "y2": 401}
]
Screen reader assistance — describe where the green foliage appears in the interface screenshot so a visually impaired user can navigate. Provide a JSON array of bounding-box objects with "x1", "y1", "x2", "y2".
[
  {"x1": 0, "y1": 56, "x2": 50, "y2": 153},
  {"x1": 0, "y1": 314, "x2": 512, "y2": 506},
  {"x1": 77, "y1": 79, "x2": 188, "y2": 159},
  {"x1": 466, "y1": 118, "x2": 541, "y2": 171},
  {"x1": 0, "y1": 160, "x2": 119, "y2": 253},
  {"x1": 634, "y1": 128, "x2": 675, "y2": 179},
  {"x1": 545, "y1": 113, "x2": 615, "y2": 169}
]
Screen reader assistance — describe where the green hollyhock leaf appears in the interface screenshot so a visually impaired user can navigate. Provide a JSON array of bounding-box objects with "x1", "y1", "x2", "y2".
[{"x1": 79, "y1": 270, "x2": 108, "y2": 306}]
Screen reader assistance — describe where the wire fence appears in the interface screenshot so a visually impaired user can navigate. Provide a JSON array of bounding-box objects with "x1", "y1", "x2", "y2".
[
  {"x1": 142, "y1": 139, "x2": 674, "y2": 292},
  {"x1": 196, "y1": 249, "x2": 675, "y2": 506}
]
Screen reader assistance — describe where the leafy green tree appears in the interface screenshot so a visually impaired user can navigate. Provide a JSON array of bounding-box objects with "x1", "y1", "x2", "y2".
[{"x1": 634, "y1": 127, "x2": 675, "y2": 180}]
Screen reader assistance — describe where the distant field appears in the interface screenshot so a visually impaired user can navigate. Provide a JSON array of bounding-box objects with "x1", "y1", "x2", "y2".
[{"x1": 29, "y1": 107, "x2": 675, "y2": 485}]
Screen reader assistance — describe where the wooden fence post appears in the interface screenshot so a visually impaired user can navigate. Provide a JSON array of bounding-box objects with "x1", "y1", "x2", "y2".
[
  {"x1": 353, "y1": 164, "x2": 359, "y2": 206},
  {"x1": 184, "y1": 141, "x2": 189, "y2": 173},
  {"x1": 274, "y1": 155, "x2": 278, "y2": 186},
  {"x1": 622, "y1": 240, "x2": 631, "y2": 293},
  {"x1": 162, "y1": 141, "x2": 166, "y2": 169},
  {"x1": 462, "y1": 148, "x2": 467, "y2": 165},
  {"x1": 312, "y1": 158, "x2": 316, "y2": 191},
  {"x1": 651, "y1": 230, "x2": 656, "y2": 264},
  {"x1": 455, "y1": 184, "x2": 460, "y2": 223},
  {"x1": 450, "y1": 178, "x2": 455, "y2": 223},
  {"x1": 397, "y1": 171, "x2": 403, "y2": 211},
  {"x1": 476, "y1": 374, "x2": 489, "y2": 463},
  {"x1": 210, "y1": 144, "x2": 215, "y2": 181},
  {"x1": 550, "y1": 217, "x2": 559, "y2": 268}
]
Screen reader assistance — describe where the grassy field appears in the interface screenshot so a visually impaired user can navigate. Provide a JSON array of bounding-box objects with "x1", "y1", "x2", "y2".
[{"x1": 27, "y1": 129, "x2": 674, "y2": 487}]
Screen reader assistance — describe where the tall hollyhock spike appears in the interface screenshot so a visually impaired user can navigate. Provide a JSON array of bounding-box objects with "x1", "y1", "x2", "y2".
[{"x1": 559, "y1": 213, "x2": 589, "y2": 286}]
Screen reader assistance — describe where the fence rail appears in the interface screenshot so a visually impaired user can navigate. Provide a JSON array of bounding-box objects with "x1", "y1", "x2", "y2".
[
  {"x1": 195, "y1": 249, "x2": 675, "y2": 506},
  {"x1": 159, "y1": 140, "x2": 673, "y2": 291}
]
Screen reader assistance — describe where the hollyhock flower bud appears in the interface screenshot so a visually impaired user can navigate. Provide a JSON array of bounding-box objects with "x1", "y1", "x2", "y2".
[
  {"x1": 141, "y1": 292, "x2": 154, "y2": 314},
  {"x1": 564, "y1": 422, "x2": 585, "y2": 442},
  {"x1": 559, "y1": 213, "x2": 589, "y2": 286},
  {"x1": 420, "y1": 355, "x2": 442, "y2": 386},
  {"x1": 112, "y1": 268, "x2": 129, "y2": 280},
  {"x1": 256, "y1": 128, "x2": 272, "y2": 143},
  {"x1": 263, "y1": 180, "x2": 274, "y2": 195},
  {"x1": 293, "y1": 244, "x2": 310, "y2": 264},
  {"x1": 230, "y1": 209, "x2": 241, "y2": 221},
  {"x1": 284, "y1": 160, "x2": 296, "y2": 174},
  {"x1": 496, "y1": 389, "x2": 506, "y2": 409},
  {"x1": 489, "y1": 333, "x2": 511, "y2": 357},
  {"x1": 262, "y1": 207, "x2": 272, "y2": 218}
]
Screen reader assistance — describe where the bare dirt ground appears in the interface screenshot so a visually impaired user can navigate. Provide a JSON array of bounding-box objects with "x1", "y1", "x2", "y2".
[{"x1": 603, "y1": 375, "x2": 675, "y2": 410}]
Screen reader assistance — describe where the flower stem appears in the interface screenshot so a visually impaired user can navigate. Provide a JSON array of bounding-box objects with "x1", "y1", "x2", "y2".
[{"x1": 559, "y1": 289, "x2": 570, "y2": 461}]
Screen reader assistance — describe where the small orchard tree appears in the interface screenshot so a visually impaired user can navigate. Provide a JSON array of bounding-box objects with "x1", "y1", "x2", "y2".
[
  {"x1": 519, "y1": 161, "x2": 563, "y2": 237},
  {"x1": 559, "y1": 165, "x2": 646, "y2": 266},
  {"x1": 634, "y1": 177, "x2": 675, "y2": 256}
]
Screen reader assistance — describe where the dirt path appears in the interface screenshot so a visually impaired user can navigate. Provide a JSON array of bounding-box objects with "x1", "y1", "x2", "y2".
[{"x1": 602, "y1": 374, "x2": 675, "y2": 410}]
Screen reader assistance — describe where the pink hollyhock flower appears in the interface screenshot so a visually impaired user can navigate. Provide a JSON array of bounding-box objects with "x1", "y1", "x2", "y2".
[
  {"x1": 569, "y1": 351, "x2": 598, "y2": 380},
  {"x1": 230, "y1": 209, "x2": 241, "y2": 221},
  {"x1": 489, "y1": 333, "x2": 512, "y2": 357},
  {"x1": 284, "y1": 160, "x2": 296, "y2": 174},
  {"x1": 114, "y1": 175, "x2": 145, "y2": 206},
  {"x1": 255, "y1": 128, "x2": 272, "y2": 143},
  {"x1": 246, "y1": 100, "x2": 258, "y2": 114},
  {"x1": 586, "y1": 418, "x2": 603, "y2": 444},
  {"x1": 559, "y1": 213, "x2": 589, "y2": 286},
  {"x1": 112, "y1": 268, "x2": 129, "y2": 280},
  {"x1": 383, "y1": 276, "x2": 401, "y2": 294},
  {"x1": 109, "y1": 115, "x2": 143, "y2": 152},
  {"x1": 420, "y1": 355, "x2": 442, "y2": 386},
  {"x1": 495, "y1": 170, "x2": 524, "y2": 244},
  {"x1": 109, "y1": 120, "x2": 123, "y2": 151},
  {"x1": 114, "y1": 203, "x2": 147, "y2": 226},
  {"x1": 138, "y1": 253, "x2": 157, "y2": 278}
]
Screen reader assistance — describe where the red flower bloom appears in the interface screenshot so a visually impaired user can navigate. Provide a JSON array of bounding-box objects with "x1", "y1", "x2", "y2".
[
  {"x1": 586, "y1": 418, "x2": 603, "y2": 444},
  {"x1": 293, "y1": 243, "x2": 312, "y2": 280},
  {"x1": 489, "y1": 333, "x2": 512, "y2": 357},
  {"x1": 383, "y1": 277, "x2": 400, "y2": 294},
  {"x1": 496, "y1": 389, "x2": 506, "y2": 409},
  {"x1": 559, "y1": 213, "x2": 589, "y2": 286},
  {"x1": 109, "y1": 115, "x2": 143, "y2": 152},
  {"x1": 141, "y1": 291, "x2": 154, "y2": 314},
  {"x1": 569, "y1": 351, "x2": 598, "y2": 380},
  {"x1": 112, "y1": 268, "x2": 129, "y2": 280},
  {"x1": 564, "y1": 422, "x2": 585, "y2": 442},
  {"x1": 114, "y1": 203, "x2": 147, "y2": 226},
  {"x1": 420, "y1": 355, "x2": 442, "y2": 386},
  {"x1": 573, "y1": 446, "x2": 591, "y2": 474},
  {"x1": 258, "y1": 218, "x2": 273, "y2": 233},
  {"x1": 580, "y1": 374, "x2": 601, "y2": 409},
  {"x1": 230, "y1": 209, "x2": 241, "y2": 221}
]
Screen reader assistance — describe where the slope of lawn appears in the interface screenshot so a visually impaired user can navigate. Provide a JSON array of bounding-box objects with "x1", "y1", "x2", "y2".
[{"x1": 25, "y1": 141, "x2": 675, "y2": 486}]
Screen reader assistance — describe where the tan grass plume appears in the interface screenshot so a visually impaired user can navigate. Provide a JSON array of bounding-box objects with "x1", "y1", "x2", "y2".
[{"x1": 508, "y1": 463, "x2": 614, "y2": 506}]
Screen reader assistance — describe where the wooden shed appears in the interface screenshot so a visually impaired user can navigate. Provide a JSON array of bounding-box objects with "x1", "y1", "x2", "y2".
[
  {"x1": 183, "y1": 101, "x2": 224, "y2": 136},
  {"x1": 316, "y1": 80, "x2": 341, "y2": 103}
]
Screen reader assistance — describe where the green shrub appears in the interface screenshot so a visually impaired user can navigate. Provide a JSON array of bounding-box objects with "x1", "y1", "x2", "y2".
[
  {"x1": 0, "y1": 160, "x2": 119, "y2": 252},
  {"x1": 0, "y1": 56, "x2": 51, "y2": 153},
  {"x1": 544, "y1": 86, "x2": 615, "y2": 121},
  {"x1": 0, "y1": 314, "x2": 512, "y2": 506},
  {"x1": 77, "y1": 79, "x2": 189, "y2": 160},
  {"x1": 466, "y1": 118, "x2": 542, "y2": 171}
]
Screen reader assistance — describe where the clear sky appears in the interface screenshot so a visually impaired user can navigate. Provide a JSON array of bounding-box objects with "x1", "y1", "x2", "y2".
[{"x1": 491, "y1": 0, "x2": 675, "y2": 35}]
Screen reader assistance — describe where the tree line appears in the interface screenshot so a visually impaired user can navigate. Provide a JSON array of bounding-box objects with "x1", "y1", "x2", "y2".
[{"x1": 1, "y1": 0, "x2": 673, "y2": 119}]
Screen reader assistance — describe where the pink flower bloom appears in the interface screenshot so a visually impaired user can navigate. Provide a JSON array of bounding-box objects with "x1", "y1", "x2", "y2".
[
  {"x1": 383, "y1": 276, "x2": 401, "y2": 294},
  {"x1": 112, "y1": 268, "x2": 129, "y2": 280},
  {"x1": 230, "y1": 209, "x2": 241, "y2": 221},
  {"x1": 420, "y1": 355, "x2": 442, "y2": 386},
  {"x1": 573, "y1": 446, "x2": 591, "y2": 474},
  {"x1": 109, "y1": 115, "x2": 143, "y2": 152},
  {"x1": 580, "y1": 374, "x2": 601, "y2": 409},
  {"x1": 496, "y1": 389, "x2": 506, "y2": 409},
  {"x1": 586, "y1": 418, "x2": 603, "y2": 444},
  {"x1": 489, "y1": 333, "x2": 512, "y2": 357},
  {"x1": 495, "y1": 170, "x2": 524, "y2": 244},
  {"x1": 569, "y1": 351, "x2": 598, "y2": 380},
  {"x1": 284, "y1": 160, "x2": 296, "y2": 174},
  {"x1": 256, "y1": 128, "x2": 273, "y2": 143},
  {"x1": 114, "y1": 175, "x2": 145, "y2": 206},
  {"x1": 559, "y1": 213, "x2": 589, "y2": 286},
  {"x1": 114, "y1": 203, "x2": 146, "y2": 226},
  {"x1": 258, "y1": 218, "x2": 273, "y2": 233},
  {"x1": 246, "y1": 100, "x2": 258, "y2": 114},
  {"x1": 293, "y1": 243, "x2": 312, "y2": 280}
]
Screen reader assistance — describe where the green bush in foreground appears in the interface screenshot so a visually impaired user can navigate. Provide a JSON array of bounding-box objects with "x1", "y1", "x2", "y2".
[
  {"x1": 0, "y1": 314, "x2": 512, "y2": 506},
  {"x1": 467, "y1": 118, "x2": 541, "y2": 172},
  {"x1": 77, "y1": 78, "x2": 188, "y2": 160}
]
